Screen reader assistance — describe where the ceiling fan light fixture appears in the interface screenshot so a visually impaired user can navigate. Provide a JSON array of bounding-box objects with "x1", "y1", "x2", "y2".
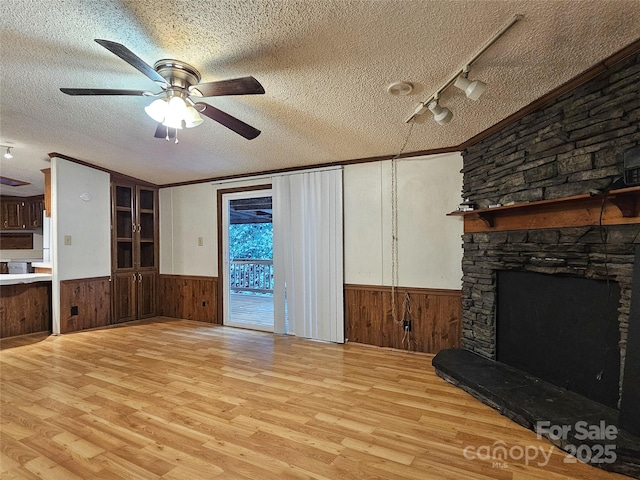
[
  {"x1": 145, "y1": 98, "x2": 168, "y2": 123},
  {"x1": 162, "y1": 116, "x2": 183, "y2": 130},
  {"x1": 184, "y1": 105, "x2": 204, "y2": 128},
  {"x1": 454, "y1": 75, "x2": 487, "y2": 101},
  {"x1": 161, "y1": 96, "x2": 189, "y2": 129},
  {"x1": 428, "y1": 100, "x2": 453, "y2": 125},
  {"x1": 167, "y1": 96, "x2": 187, "y2": 117}
]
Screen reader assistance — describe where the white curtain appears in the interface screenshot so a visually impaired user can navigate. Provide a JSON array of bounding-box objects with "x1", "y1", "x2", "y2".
[{"x1": 273, "y1": 168, "x2": 344, "y2": 343}]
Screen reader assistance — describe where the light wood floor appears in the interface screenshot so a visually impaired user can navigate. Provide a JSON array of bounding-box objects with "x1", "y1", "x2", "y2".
[{"x1": 0, "y1": 318, "x2": 627, "y2": 480}]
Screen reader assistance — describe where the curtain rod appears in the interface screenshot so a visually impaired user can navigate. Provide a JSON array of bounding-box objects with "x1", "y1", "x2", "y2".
[{"x1": 210, "y1": 165, "x2": 343, "y2": 186}]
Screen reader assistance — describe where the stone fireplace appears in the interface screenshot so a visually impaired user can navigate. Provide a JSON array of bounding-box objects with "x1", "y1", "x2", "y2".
[
  {"x1": 461, "y1": 224, "x2": 636, "y2": 405},
  {"x1": 433, "y1": 47, "x2": 640, "y2": 476}
]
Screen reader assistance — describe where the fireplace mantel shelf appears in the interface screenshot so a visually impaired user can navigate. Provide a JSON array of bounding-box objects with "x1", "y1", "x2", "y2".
[{"x1": 447, "y1": 186, "x2": 640, "y2": 233}]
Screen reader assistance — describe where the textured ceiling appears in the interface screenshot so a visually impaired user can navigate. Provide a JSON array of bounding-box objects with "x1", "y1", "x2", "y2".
[{"x1": 1, "y1": 0, "x2": 640, "y2": 196}]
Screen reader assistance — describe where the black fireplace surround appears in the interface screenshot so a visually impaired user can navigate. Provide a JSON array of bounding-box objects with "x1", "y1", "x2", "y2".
[{"x1": 433, "y1": 49, "x2": 640, "y2": 477}]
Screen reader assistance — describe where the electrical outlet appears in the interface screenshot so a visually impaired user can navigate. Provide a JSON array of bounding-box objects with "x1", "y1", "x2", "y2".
[
  {"x1": 403, "y1": 319, "x2": 412, "y2": 332},
  {"x1": 197, "y1": 236, "x2": 204, "y2": 246},
  {"x1": 71, "y1": 306, "x2": 78, "y2": 316},
  {"x1": 64, "y1": 235, "x2": 72, "y2": 245}
]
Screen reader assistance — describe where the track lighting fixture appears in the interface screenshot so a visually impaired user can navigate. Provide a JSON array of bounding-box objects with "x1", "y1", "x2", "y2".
[
  {"x1": 3, "y1": 147, "x2": 13, "y2": 159},
  {"x1": 428, "y1": 100, "x2": 453, "y2": 125},
  {"x1": 454, "y1": 74, "x2": 486, "y2": 101},
  {"x1": 404, "y1": 14, "x2": 523, "y2": 125}
]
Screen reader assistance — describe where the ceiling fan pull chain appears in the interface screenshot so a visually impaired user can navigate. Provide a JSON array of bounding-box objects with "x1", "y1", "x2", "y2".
[
  {"x1": 165, "y1": 126, "x2": 170, "y2": 141},
  {"x1": 175, "y1": 129, "x2": 179, "y2": 144}
]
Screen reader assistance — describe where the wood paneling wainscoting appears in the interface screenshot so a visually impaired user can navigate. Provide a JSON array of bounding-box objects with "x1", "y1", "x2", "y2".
[
  {"x1": 59, "y1": 277, "x2": 111, "y2": 334},
  {"x1": 0, "y1": 282, "x2": 51, "y2": 338},
  {"x1": 158, "y1": 274, "x2": 218, "y2": 323},
  {"x1": 345, "y1": 284, "x2": 461, "y2": 353}
]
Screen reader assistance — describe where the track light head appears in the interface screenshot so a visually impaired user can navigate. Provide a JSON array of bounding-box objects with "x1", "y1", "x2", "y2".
[
  {"x1": 454, "y1": 75, "x2": 487, "y2": 101},
  {"x1": 428, "y1": 101, "x2": 453, "y2": 125},
  {"x1": 3, "y1": 147, "x2": 13, "y2": 159}
]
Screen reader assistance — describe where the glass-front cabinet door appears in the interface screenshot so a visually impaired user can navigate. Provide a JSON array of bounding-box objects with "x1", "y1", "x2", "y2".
[
  {"x1": 137, "y1": 186, "x2": 157, "y2": 269},
  {"x1": 114, "y1": 184, "x2": 134, "y2": 270}
]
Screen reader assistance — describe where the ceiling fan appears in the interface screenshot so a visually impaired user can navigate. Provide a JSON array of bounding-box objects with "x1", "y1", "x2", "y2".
[{"x1": 60, "y1": 39, "x2": 264, "y2": 141}]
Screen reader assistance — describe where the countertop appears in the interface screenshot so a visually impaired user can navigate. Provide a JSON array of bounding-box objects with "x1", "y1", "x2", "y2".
[
  {"x1": 0, "y1": 258, "x2": 44, "y2": 263},
  {"x1": 0, "y1": 273, "x2": 52, "y2": 286},
  {"x1": 31, "y1": 262, "x2": 52, "y2": 269}
]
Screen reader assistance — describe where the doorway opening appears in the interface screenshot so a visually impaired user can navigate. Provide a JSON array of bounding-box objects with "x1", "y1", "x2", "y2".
[{"x1": 221, "y1": 189, "x2": 274, "y2": 331}]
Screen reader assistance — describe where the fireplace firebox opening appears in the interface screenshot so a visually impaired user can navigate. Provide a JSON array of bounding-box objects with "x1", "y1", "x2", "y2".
[{"x1": 497, "y1": 270, "x2": 621, "y2": 409}]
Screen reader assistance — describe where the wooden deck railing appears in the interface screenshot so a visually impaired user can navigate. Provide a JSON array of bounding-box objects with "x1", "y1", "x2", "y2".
[{"x1": 229, "y1": 259, "x2": 274, "y2": 293}]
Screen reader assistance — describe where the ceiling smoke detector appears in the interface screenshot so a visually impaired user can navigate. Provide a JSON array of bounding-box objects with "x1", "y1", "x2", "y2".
[{"x1": 387, "y1": 81, "x2": 413, "y2": 96}]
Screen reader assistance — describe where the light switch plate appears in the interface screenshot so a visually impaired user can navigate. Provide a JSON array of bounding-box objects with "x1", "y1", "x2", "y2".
[
  {"x1": 64, "y1": 235, "x2": 72, "y2": 245},
  {"x1": 198, "y1": 237, "x2": 204, "y2": 246}
]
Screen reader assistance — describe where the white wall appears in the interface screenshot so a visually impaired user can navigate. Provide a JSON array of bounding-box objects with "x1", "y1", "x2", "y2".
[
  {"x1": 159, "y1": 154, "x2": 463, "y2": 290},
  {"x1": 159, "y1": 183, "x2": 217, "y2": 276},
  {"x1": 343, "y1": 161, "x2": 386, "y2": 285},
  {"x1": 160, "y1": 178, "x2": 270, "y2": 276},
  {"x1": 51, "y1": 158, "x2": 111, "y2": 333},
  {"x1": 344, "y1": 152, "x2": 464, "y2": 289}
]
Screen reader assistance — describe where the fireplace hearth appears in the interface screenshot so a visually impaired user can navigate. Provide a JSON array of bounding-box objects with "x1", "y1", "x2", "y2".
[{"x1": 433, "y1": 348, "x2": 640, "y2": 477}]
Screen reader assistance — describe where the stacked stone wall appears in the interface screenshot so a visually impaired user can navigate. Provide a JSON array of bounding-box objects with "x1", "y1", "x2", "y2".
[
  {"x1": 462, "y1": 53, "x2": 640, "y2": 209},
  {"x1": 460, "y1": 51, "x2": 640, "y2": 398}
]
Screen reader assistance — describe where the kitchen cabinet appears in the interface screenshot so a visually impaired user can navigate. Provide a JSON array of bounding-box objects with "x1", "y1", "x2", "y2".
[
  {"x1": 111, "y1": 179, "x2": 158, "y2": 323},
  {"x1": 0, "y1": 195, "x2": 44, "y2": 230},
  {"x1": 1, "y1": 199, "x2": 23, "y2": 229},
  {"x1": 27, "y1": 198, "x2": 44, "y2": 228}
]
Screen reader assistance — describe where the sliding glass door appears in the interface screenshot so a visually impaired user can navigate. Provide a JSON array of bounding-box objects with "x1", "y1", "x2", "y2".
[{"x1": 221, "y1": 189, "x2": 274, "y2": 331}]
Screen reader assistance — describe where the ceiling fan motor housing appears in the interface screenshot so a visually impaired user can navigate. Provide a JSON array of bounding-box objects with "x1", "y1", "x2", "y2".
[{"x1": 154, "y1": 60, "x2": 201, "y2": 89}]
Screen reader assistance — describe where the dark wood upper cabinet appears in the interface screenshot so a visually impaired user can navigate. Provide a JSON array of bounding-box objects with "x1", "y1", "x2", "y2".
[
  {"x1": 27, "y1": 198, "x2": 43, "y2": 228},
  {"x1": 1, "y1": 199, "x2": 23, "y2": 229},
  {"x1": 0, "y1": 195, "x2": 44, "y2": 230}
]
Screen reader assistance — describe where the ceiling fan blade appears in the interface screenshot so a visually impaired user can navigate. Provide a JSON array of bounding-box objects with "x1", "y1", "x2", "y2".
[
  {"x1": 154, "y1": 123, "x2": 176, "y2": 139},
  {"x1": 95, "y1": 39, "x2": 167, "y2": 85},
  {"x1": 60, "y1": 88, "x2": 152, "y2": 96},
  {"x1": 196, "y1": 103, "x2": 261, "y2": 140},
  {"x1": 190, "y1": 76, "x2": 265, "y2": 97}
]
